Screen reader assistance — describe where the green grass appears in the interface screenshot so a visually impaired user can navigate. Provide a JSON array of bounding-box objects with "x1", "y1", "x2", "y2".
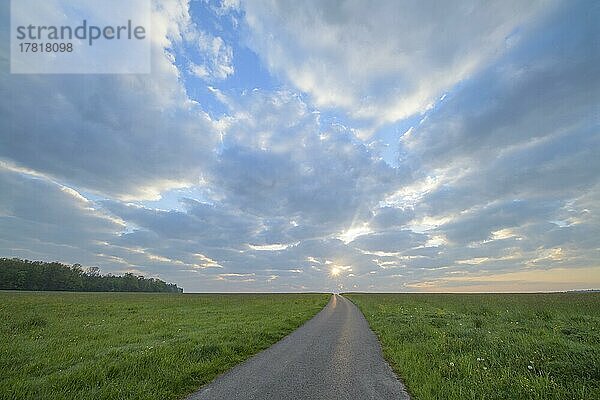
[
  {"x1": 0, "y1": 291, "x2": 329, "y2": 400},
  {"x1": 346, "y1": 293, "x2": 600, "y2": 400}
]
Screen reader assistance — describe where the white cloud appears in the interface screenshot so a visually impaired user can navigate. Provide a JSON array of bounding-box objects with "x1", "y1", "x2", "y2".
[
  {"x1": 337, "y1": 224, "x2": 372, "y2": 244},
  {"x1": 248, "y1": 243, "x2": 296, "y2": 251},
  {"x1": 194, "y1": 31, "x2": 234, "y2": 80},
  {"x1": 242, "y1": 0, "x2": 552, "y2": 134}
]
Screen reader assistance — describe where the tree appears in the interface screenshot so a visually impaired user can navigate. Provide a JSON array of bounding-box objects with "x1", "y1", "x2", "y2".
[{"x1": 0, "y1": 258, "x2": 183, "y2": 293}]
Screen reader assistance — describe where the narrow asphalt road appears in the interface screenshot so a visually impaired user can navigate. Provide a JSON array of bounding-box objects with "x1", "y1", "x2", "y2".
[{"x1": 187, "y1": 294, "x2": 410, "y2": 400}]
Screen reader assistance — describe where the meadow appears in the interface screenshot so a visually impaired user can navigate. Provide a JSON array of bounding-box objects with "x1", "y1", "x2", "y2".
[
  {"x1": 0, "y1": 291, "x2": 329, "y2": 400},
  {"x1": 346, "y1": 293, "x2": 600, "y2": 400}
]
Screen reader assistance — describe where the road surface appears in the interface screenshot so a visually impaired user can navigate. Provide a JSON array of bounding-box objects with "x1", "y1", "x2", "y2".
[{"x1": 187, "y1": 294, "x2": 410, "y2": 400}]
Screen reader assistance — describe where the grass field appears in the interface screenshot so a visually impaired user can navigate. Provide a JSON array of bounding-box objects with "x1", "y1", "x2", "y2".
[
  {"x1": 0, "y1": 291, "x2": 329, "y2": 400},
  {"x1": 346, "y1": 293, "x2": 600, "y2": 400}
]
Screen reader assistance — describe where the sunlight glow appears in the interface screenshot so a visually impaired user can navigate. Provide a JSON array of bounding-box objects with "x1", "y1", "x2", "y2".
[
  {"x1": 329, "y1": 265, "x2": 352, "y2": 278},
  {"x1": 337, "y1": 224, "x2": 372, "y2": 244}
]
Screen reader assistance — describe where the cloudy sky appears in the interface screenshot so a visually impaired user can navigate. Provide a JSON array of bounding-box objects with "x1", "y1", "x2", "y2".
[{"x1": 1, "y1": 0, "x2": 598, "y2": 292}]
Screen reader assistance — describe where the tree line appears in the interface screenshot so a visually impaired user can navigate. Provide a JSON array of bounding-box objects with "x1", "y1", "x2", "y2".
[{"x1": 0, "y1": 258, "x2": 183, "y2": 293}]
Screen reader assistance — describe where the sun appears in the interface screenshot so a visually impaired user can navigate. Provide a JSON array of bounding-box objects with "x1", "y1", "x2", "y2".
[{"x1": 329, "y1": 264, "x2": 352, "y2": 278}]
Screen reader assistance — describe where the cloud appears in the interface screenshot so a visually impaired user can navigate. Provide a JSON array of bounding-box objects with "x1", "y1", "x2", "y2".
[
  {"x1": 0, "y1": 164, "x2": 123, "y2": 265},
  {"x1": 189, "y1": 31, "x2": 234, "y2": 80},
  {"x1": 400, "y1": 1, "x2": 599, "y2": 215},
  {"x1": 385, "y1": 2, "x2": 600, "y2": 284},
  {"x1": 208, "y1": 89, "x2": 406, "y2": 229},
  {"x1": 0, "y1": 0, "x2": 220, "y2": 200},
  {"x1": 0, "y1": 0, "x2": 597, "y2": 292},
  {"x1": 370, "y1": 207, "x2": 415, "y2": 230},
  {"x1": 241, "y1": 0, "x2": 552, "y2": 133},
  {"x1": 350, "y1": 229, "x2": 425, "y2": 253},
  {"x1": 88, "y1": 89, "x2": 412, "y2": 289}
]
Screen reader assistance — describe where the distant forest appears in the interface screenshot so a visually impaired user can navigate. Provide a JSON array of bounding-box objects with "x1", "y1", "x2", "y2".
[{"x1": 0, "y1": 258, "x2": 183, "y2": 293}]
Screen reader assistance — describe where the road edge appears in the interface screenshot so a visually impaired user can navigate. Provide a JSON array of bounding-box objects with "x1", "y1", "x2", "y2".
[{"x1": 341, "y1": 293, "x2": 412, "y2": 399}]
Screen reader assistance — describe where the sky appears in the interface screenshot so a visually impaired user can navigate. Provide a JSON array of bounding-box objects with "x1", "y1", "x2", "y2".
[{"x1": 1, "y1": 0, "x2": 599, "y2": 292}]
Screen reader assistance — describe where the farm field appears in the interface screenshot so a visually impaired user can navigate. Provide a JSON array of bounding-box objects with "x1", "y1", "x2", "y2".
[
  {"x1": 346, "y1": 293, "x2": 600, "y2": 400},
  {"x1": 0, "y1": 291, "x2": 329, "y2": 400}
]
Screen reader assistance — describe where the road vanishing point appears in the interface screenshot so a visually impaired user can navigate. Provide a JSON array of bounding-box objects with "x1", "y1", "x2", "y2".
[{"x1": 187, "y1": 294, "x2": 410, "y2": 400}]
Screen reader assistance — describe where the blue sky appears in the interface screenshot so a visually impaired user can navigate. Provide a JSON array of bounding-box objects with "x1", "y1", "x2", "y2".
[{"x1": 1, "y1": 0, "x2": 599, "y2": 292}]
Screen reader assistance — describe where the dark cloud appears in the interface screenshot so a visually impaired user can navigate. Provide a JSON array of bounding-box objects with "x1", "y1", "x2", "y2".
[
  {"x1": 210, "y1": 90, "x2": 404, "y2": 227},
  {"x1": 350, "y1": 230, "x2": 425, "y2": 253},
  {"x1": 0, "y1": 166, "x2": 123, "y2": 266}
]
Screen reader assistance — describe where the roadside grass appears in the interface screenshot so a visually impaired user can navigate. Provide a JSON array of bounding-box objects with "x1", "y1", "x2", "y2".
[
  {"x1": 0, "y1": 291, "x2": 329, "y2": 400},
  {"x1": 346, "y1": 293, "x2": 600, "y2": 400}
]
